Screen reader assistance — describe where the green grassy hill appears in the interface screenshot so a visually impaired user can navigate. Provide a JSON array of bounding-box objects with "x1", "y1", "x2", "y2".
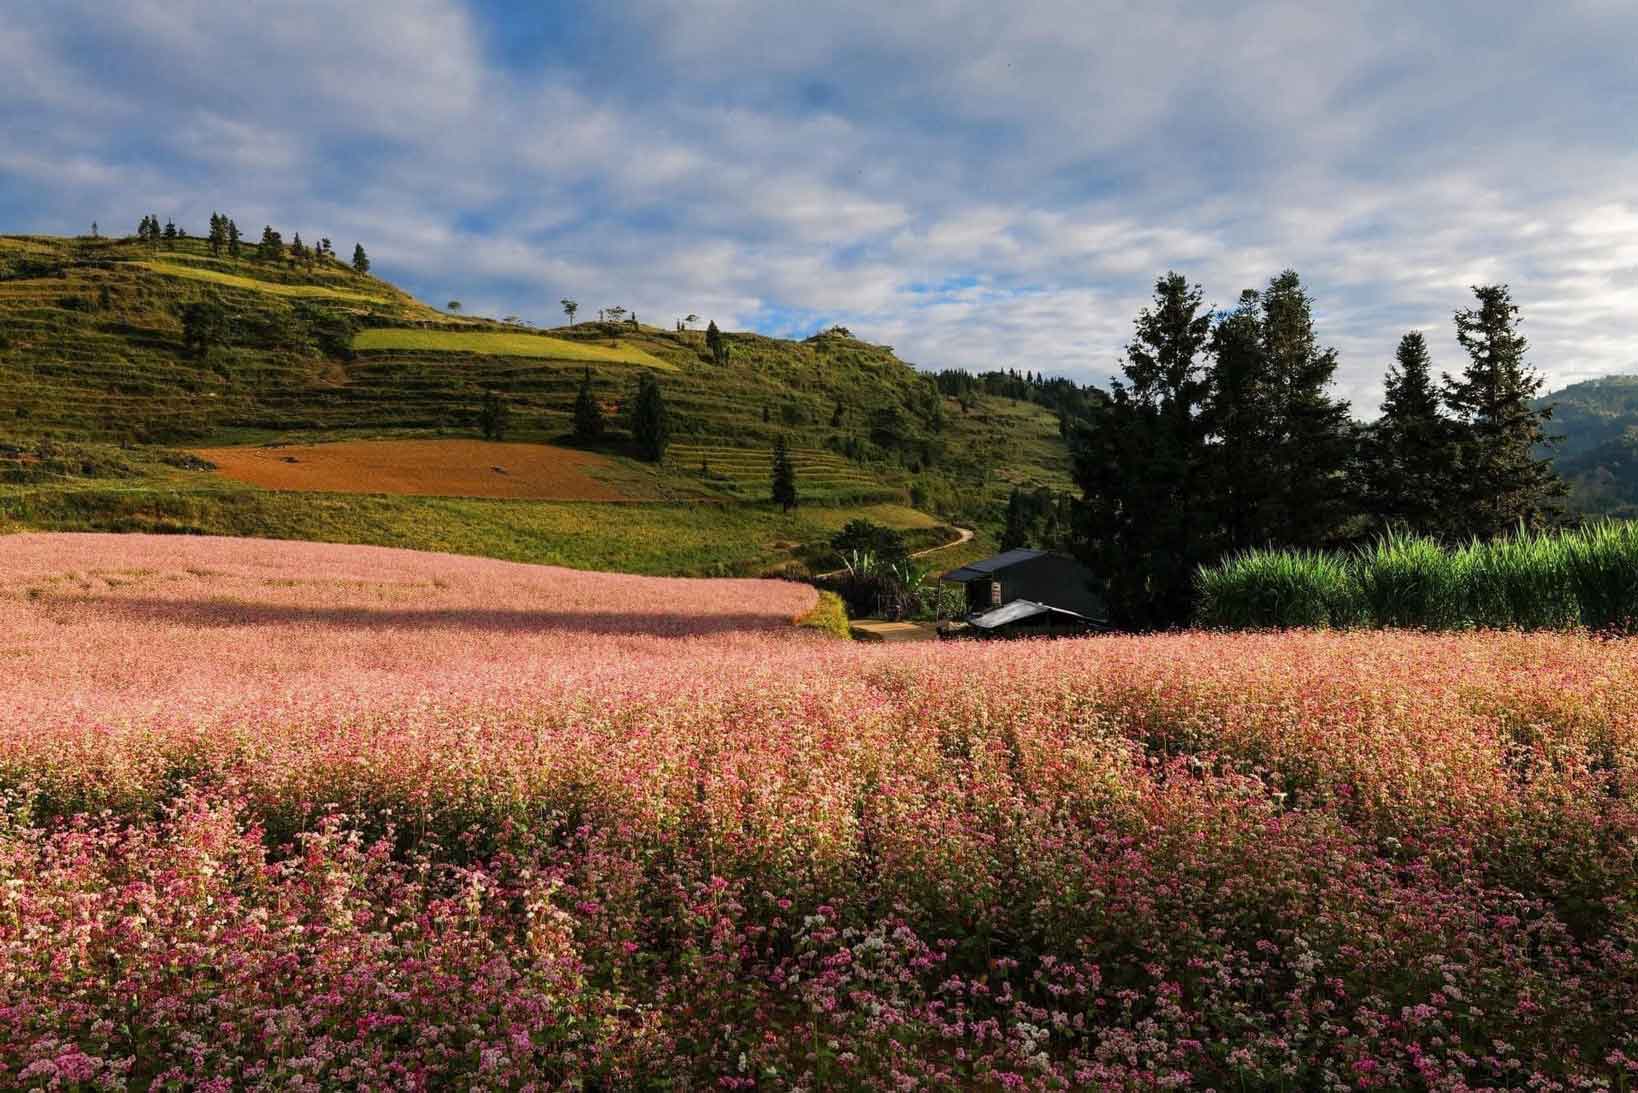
[
  {"x1": 0, "y1": 231, "x2": 1073, "y2": 573},
  {"x1": 1535, "y1": 374, "x2": 1638, "y2": 517}
]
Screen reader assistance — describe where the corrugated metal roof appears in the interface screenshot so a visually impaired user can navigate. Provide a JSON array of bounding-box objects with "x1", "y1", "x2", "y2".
[
  {"x1": 968, "y1": 599, "x2": 1089, "y2": 629},
  {"x1": 939, "y1": 548, "x2": 1047, "y2": 582}
]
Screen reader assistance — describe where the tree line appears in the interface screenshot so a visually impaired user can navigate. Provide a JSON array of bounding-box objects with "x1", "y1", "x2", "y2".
[
  {"x1": 134, "y1": 213, "x2": 369, "y2": 273},
  {"x1": 1070, "y1": 270, "x2": 1562, "y2": 630}
]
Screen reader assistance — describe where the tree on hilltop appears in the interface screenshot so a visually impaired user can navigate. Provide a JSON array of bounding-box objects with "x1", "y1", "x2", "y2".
[
  {"x1": 352, "y1": 243, "x2": 370, "y2": 274},
  {"x1": 561, "y1": 299, "x2": 578, "y2": 325},
  {"x1": 705, "y1": 320, "x2": 729, "y2": 365},
  {"x1": 573, "y1": 368, "x2": 605, "y2": 443},
  {"x1": 227, "y1": 219, "x2": 242, "y2": 258},
  {"x1": 771, "y1": 435, "x2": 798, "y2": 513},
  {"x1": 208, "y1": 213, "x2": 226, "y2": 256},
  {"x1": 1442, "y1": 285, "x2": 1564, "y2": 538},
  {"x1": 163, "y1": 219, "x2": 177, "y2": 242},
  {"x1": 257, "y1": 226, "x2": 284, "y2": 262}
]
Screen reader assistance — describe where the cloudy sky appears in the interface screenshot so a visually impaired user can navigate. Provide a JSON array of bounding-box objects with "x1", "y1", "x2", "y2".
[{"x1": 4, "y1": 1, "x2": 1636, "y2": 409}]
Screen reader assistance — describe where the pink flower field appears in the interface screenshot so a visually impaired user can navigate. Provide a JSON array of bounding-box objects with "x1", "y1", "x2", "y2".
[{"x1": 2, "y1": 533, "x2": 1636, "y2": 1090}]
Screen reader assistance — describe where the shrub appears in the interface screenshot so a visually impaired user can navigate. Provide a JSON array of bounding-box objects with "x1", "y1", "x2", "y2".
[
  {"x1": 1195, "y1": 547, "x2": 1358, "y2": 629},
  {"x1": 1460, "y1": 526, "x2": 1579, "y2": 630},
  {"x1": 1353, "y1": 530, "x2": 1470, "y2": 629},
  {"x1": 1565, "y1": 518, "x2": 1638, "y2": 633}
]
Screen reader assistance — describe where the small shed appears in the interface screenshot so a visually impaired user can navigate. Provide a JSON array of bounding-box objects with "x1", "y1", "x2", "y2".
[{"x1": 940, "y1": 548, "x2": 1105, "y2": 621}]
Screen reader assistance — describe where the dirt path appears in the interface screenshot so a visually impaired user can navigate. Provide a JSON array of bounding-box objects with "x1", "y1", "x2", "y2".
[{"x1": 815, "y1": 524, "x2": 974, "y2": 579}]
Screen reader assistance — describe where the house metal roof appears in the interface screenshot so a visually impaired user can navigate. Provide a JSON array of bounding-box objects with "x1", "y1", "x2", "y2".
[
  {"x1": 968, "y1": 598, "x2": 1090, "y2": 630},
  {"x1": 939, "y1": 548, "x2": 1047, "y2": 583}
]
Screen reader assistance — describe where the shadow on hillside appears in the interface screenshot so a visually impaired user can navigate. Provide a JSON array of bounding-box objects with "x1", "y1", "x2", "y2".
[{"x1": 50, "y1": 596, "x2": 793, "y2": 638}]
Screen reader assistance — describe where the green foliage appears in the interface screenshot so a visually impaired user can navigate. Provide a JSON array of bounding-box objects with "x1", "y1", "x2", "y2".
[
  {"x1": 705, "y1": 320, "x2": 727, "y2": 365},
  {"x1": 1196, "y1": 522, "x2": 1638, "y2": 632},
  {"x1": 794, "y1": 590, "x2": 852, "y2": 639},
  {"x1": 1563, "y1": 519, "x2": 1638, "y2": 632},
  {"x1": 1072, "y1": 272, "x2": 1216, "y2": 629},
  {"x1": 830, "y1": 519, "x2": 908, "y2": 565},
  {"x1": 572, "y1": 369, "x2": 605, "y2": 443},
  {"x1": 478, "y1": 390, "x2": 510, "y2": 441},
  {"x1": 1443, "y1": 285, "x2": 1565, "y2": 538},
  {"x1": 178, "y1": 297, "x2": 229, "y2": 359},
  {"x1": 1353, "y1": 531, "x2": 1469, "y2": 630},
  {"x1": 1195, "y1": 548, "x2": 1359, "y2": 630},
  {"x1": 351, "y1": 243, "x2": 369, "y2": 274},
  {"x1": 771, "y1": 434, "x2": 798, "y2": 512},
  {"x1": 629, "y1": 372, "x2": 669, "y2": 462},
  {"x1": 1459, "y1": 528, "x2": 1579, "y2": 631},
  {"x1": 1366, "y1": 331, "x2": 1461, "y2": 536}
]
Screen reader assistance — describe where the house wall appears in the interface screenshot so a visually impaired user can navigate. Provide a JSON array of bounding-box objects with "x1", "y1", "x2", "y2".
[{"x1": 998, "y1": 555, "x2": 1104, "y2": 618}]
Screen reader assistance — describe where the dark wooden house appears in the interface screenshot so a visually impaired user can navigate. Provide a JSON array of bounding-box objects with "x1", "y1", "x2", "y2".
[{"x1": 939, "y1": 549, "x2": 1105, "y2": 622}]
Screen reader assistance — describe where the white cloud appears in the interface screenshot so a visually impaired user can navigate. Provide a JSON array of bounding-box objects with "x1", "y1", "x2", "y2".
[{"x1": 3, "y1": 0, "x2": 1637, "y2": 412}]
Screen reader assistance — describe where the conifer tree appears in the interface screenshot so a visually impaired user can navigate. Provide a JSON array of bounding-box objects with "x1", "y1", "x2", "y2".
[
  {"x1": 629, "y1": 373, "x2": 669, "y2": 462},
  {"x1": 257, "y1": 226, "x2": 283, "y2": 261},
  {"x1": 561, "y1": 299, "x2": 578, "y2": 325},
  {"x1": 1442, "y1": 285, "x2": 1565, "y2": 538},
  {"x1": 208, "y1": 213, "x2": 225, "y2": 256},
  {"x1": 705, "y1": 320, "x2": 728, "y2": 365},
  {"x1": 479, "y1": 390, "x2": 510, "y2": 441},
  {"x1": 1365, "y1": 331, "x2": 1460, "y2": 536},
  {"x1": 1258, "y1": 270, "x2": 1357, "y2": 549},
  {"x1": 1203, "y1": 288, "x2": 1276, "y2": 552},
  {"x1": 572, "y1": 368, "x2": 604, "y2": 443},
  {"x1": 352, "y1": 244, "x2": 369, "y2": 274},
  {"x1": 290, "y1": 233, "x2": 306, "y2": 260},
  {"x1": 163, "y1": 219, "x2": 177, "y2": 241},
  {"x1": 1071, "y1": 272, "x2": 1217, "y2": 629},
  {"x1": 771, "y1": 435, "x2": 798, "y2": 512},
  {"x1": 227, "y1": 219, "x2": 242, "y2": 257}
]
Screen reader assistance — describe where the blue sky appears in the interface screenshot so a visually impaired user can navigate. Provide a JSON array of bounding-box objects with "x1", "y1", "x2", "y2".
[{"x1": 5, "y1": 1, "x2": 1637, "y2": 410}]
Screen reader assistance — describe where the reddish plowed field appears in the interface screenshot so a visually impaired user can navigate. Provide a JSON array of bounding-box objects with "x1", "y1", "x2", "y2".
[{"x1": 194, "y1": 438, "x2": 640, "y2": 500}]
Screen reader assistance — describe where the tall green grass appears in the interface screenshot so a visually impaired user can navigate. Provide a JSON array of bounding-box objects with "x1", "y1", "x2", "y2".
[
  {"x1": 1195, "y1": 548, "x2": 1359, "y2": 629},
  {"x1": 1195, "y1": 521, "x2": 1638, "y2": 632}
]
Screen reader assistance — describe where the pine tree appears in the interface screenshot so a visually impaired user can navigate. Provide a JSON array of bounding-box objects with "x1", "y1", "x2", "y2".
[
  {"x1": 1366, "y1": 331, "x2": 1460, "y2": 536},
  {"x1": 572, "y1": 368, "x2": 604, "y2": 443},
  {"x1": 705, "y1": 320, "x2": 728, "y2": 365},
  {"x1": 227, "y1": 219, "x2": 242, "y2": 257},
  {"x1": 1258, "y1": 270, "x2": 1357, "y2": 549},
  {"x1": 257, "y1": 226, "x2": 283, "y2": 262},
  {"x1": 1001, "y1": 487, "x2": 1034, "y2": 550},
  {"x1": 629, "y1": 373, "x2": 669, "y2": 462},
  {"x1": 352, "y1": 244, "x2": 369, "y2": 274},
  {"x1": 1071, "y1": 272, "x2": 1217, "y2": 629},
  {"x1": 1442, "y1": 285, "x2": 1565, "y2": 538},
  {"x1": 1204, "y1": 289, "x2": 1277, "y2": 551},
  {"x1": 163, "y1": 219, "x2": 177, "y2": 241},
  {"x1": 290, "y1": 232, "x2": 306, "y2": 260},
  {"x1": 561, "y1": 299, "x2": 578, "y2": 326},
  {"x1": 479, "y1": 390, "x2": 510, "y2": 441},
  {"x1": 208, "y1": 213, "x2": 225, "y2": 256},
  {"x1": 771, "y1": 435, "x2": 798, "y2": 512}
]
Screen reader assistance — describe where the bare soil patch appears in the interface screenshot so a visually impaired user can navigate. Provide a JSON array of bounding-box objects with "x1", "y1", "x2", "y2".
[{"x1": 193, "y1": 439, "x2": 644, "y2": 501}]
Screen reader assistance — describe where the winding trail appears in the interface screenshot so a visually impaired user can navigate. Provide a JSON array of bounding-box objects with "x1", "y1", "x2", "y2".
[{"x1": 815, "y1": 524, "x2": 974, "y2": 579}]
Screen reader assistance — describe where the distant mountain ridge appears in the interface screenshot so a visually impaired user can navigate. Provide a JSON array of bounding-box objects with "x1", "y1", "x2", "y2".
[{"x1": 1537, "y1": 373, "x2": 1638, "y2": 516}]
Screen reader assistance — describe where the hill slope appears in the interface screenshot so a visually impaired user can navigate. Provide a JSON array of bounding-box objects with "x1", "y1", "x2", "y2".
[
  {"x1": 0, "y1": 231, "x2": 1072, "y2": 570},
  {"x1": 1536, "y1": 373, "x2": 1638, "y2": 516}
]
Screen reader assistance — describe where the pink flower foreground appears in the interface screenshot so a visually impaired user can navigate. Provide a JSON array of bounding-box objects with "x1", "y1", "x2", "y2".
[{"x1": 1, "y1": 533, "x2": 1635, "y2": 1090}]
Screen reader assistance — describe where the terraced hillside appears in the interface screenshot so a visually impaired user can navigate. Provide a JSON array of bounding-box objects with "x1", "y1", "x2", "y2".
[{"x1": 0, "y1": 230, "x2": 1077, "y2": 568}]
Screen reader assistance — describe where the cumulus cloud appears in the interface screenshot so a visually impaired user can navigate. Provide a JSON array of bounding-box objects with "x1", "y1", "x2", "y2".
[{"x1": 3, "y1": 0, "x2": 1637, "y2": 411}]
